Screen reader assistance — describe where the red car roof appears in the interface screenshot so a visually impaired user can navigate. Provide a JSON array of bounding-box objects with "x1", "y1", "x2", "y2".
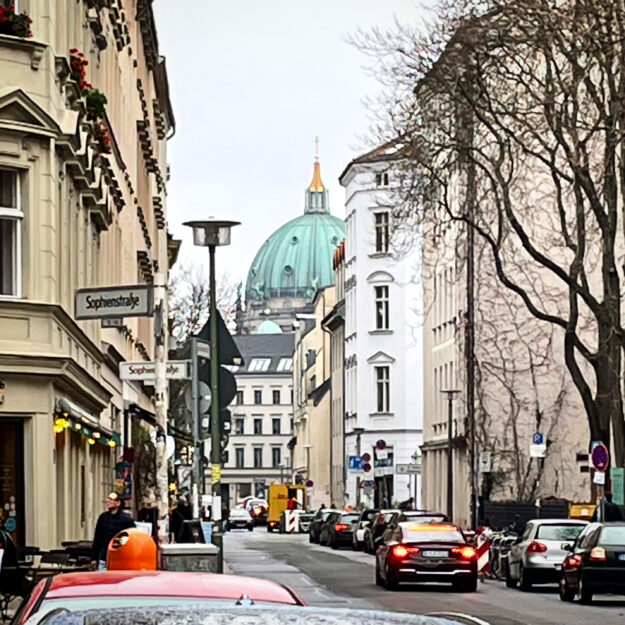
[{"x1": 45, "y1": 571, "x2": 303, "y2": 605}]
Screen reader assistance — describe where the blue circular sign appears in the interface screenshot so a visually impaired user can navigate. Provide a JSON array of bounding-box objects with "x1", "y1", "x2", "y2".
[
  {"x1": 4, "y1": 518, "x2": 16, "y2": 532},
  {"x1": 591, "y1": 443, "x2": 609, "y2": 472}
]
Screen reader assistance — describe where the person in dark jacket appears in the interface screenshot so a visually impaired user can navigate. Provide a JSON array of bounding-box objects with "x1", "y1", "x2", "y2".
[
  {"x1": 90, "y1": 492, "x2": 135, "y2": 570},
  {"x1": 591, "y1": 493, "x2": 624, "y2": 522},
  {"x1": 170, "y1": 494, "x2": 193, "y2": 542}
]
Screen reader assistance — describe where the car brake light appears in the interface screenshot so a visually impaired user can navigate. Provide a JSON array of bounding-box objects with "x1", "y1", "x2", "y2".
[
  {"x1": 590, "y1": 547, "x2": 606, "y2": 561},
  {"x1": 451, "y1": 546, "x2": 476, "y2": 559},
  {"x1": 334, "y1": 524, "x2": 349, "y2": 532},
  {"x1": 527, "y1": 541, "x2": 547, "y2": 554},
  {"x1": 391, "y1": 545, "x2": 419, "y2": 558},
  {"x1": 253, "y1": 507, "x2": 262, "y2": 515},
  {"x1": 565, "y1": 555, "x2": 582, "y2": 568}
]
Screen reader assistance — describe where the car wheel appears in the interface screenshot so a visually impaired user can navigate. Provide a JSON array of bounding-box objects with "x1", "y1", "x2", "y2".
[
  {"x1": 519, "y1": 564, "x2": 533, "y2": 592},
  {"x1": 505, "y1": 562, "x2": 517, "y2": 588},
  {"x1": 375, "y1": 560, "x2": 383, "y2": 586},
  {"x1": 309, "y1": 533, "x2": 314, "y2": 543},
  {"x1": 559, "y1": 578, "x2": 575, "y2": 602},
  {"x1": 384, "y1": 563, "x2": 399, "y2": 590},
  {"x1": 578, "y1": 578, "x2": 593, "y2": 604},
  {"x1": 248, "y1": 525, "x2": 254, "y2": 532}
]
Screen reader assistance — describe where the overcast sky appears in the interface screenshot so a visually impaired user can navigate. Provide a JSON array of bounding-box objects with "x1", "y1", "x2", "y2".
[{"x1": 153, "y1": 1, "x2": 427, "y2": 286}]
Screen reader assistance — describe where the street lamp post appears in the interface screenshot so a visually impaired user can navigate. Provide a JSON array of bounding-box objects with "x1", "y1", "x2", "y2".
[
  {"x1": 441, "y1": 390, "x2": 460, "y2": 522},
  {"x1": 411, "y1": 451, "x2": 419, "y2": 507},
  {"x1": 184, "y1": 219, "x2": 240, "y2": 570}
]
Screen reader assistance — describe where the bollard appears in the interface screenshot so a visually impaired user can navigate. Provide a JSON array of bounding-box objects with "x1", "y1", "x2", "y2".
[{"x1": 211, "y1": 521, "x2": 223, "y2": 573}]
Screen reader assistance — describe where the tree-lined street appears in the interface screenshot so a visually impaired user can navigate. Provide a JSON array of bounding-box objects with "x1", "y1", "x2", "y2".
[{"x1": 223, "y1": 531, "x2": 625, "y2": 625}]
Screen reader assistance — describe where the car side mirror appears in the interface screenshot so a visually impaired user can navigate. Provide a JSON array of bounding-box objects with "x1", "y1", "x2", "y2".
[{"x1": 561, "y1": 542, "x2": 573, "y2": 551}]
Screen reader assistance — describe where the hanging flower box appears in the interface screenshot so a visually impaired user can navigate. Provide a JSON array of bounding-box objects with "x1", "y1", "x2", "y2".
[
  {"x1": 85, "y1": 88, "x2": 107, "y2": 120},
  {"x1": 0, "y1": 5, "x2": 33, "y2": 38}
]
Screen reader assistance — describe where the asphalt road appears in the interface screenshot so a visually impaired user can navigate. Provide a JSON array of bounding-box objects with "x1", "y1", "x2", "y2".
[{"x1": 223, "y1": 529, "x2": 625, "y2": 625}]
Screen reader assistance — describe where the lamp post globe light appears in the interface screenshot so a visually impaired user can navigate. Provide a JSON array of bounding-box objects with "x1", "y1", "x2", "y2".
[{"x1": 183, "y1": 219, "x2": 240, "y2": 505}]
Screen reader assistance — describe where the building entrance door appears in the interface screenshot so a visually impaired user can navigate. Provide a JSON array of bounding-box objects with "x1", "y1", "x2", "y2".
[{"x1": 0, "y1": 419, "x2": 24, "y2": 545}]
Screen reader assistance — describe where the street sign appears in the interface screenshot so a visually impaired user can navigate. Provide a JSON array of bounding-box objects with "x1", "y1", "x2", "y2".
[
  {"x1": 376, "y1": 439, "x2": 386, "y2": 450},
  {"x1": 348, "y1": 456, "x2": 364, "y2": 472},
  {"x1": 591, "y1": 443, "x2": 609, "y2": 472},
  {"x1": 530, "y1": 444, "x2": 546, "y2": 458},
  {"x1": 305, "y1": 480, "x2": 314, "y2": 488},
  {"x1": 75, "y1": 284, "x2": 153, "y2": 319},
  {"x1": 376, "y1": 449, "x2": 389, "y2": 460},
  {"x1": 362, "y1": 480, "x2": 375, "y2": 488},
  {"x1": 362, "y1": 462, "x2": 372, "y2": 473},
  {"x1": 374, "y1": 458, "x2": 393, "y2": 477},
  {"x1": 533, "y1": 432, "x2": 544, "y2": 446},
  {"x1": 120, "y1": 360, "x2": 190, "y2": 382},
  {"x1": 186, "y1": 381, "x2": 211, "y2": 416},
  {"x1": 361, "y1": 452, "x2": 371, "y2": 463},
  {"x1": 198, "y1": 310, "x2": 244, "y2": 366},
  {"x1": 479, "y1": 451, "x2": 492, "y2": 473},
  {"x1": 593, "y1": 471, "x2": 606, "y2": 485},
  {"x1": 395, "y1": 463, "x2": 420, "y2": 474}
]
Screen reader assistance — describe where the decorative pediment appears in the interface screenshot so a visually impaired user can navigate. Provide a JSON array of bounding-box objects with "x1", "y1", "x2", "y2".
[
  {"x1": 0, "y1": 89, "x2": 61, "y2": 136},
  {"x1": 367, "y1": 351, "x2": 395, "y2": 364},
  {"x1": 367, "y1": 270, "x2": 394, "y2": 284}
]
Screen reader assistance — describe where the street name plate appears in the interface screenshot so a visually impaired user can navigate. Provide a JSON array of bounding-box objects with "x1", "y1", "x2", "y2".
[
  {"x1": 396, "y1": 463, "x2": 420, "y2": 474},
  {"x1": 120, "y1": 360, "x2": 190, "y2": 381},
  {"x1": 75, "y1": 284, "x2": 153, "y2": 319}
]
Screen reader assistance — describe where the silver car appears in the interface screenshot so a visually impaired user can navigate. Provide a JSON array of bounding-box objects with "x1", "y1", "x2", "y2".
[{"x1": 506, "y1": 519, "x2": 587, "y2": 590}]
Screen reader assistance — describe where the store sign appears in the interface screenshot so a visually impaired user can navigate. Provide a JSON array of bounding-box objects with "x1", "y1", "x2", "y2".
[
  {"x1": 374, "y1": 458, "x2": 394, "y2": 477},
  {"x1": 75, "y1": 285, "x2": 153, "y2": 320}
]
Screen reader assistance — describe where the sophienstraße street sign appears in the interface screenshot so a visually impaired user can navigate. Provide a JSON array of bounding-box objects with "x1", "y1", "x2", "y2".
[
  {"x1": 75, "y1": 284, "x2": 153, "y2": 320},
  {"x1": 120, "y1": 360, "x2": 190, "y2": 382},
  {"x1": 395, "y1": 463, "x2": 421, "y2": 474}
]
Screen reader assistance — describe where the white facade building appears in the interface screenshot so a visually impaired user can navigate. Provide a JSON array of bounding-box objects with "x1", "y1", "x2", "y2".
[
  {"x1": 340, "y1": 148, "x2": 423, "y2": 509},
  {"x1": 222, "y1": 332, "x2": 295, "y2": 507}
]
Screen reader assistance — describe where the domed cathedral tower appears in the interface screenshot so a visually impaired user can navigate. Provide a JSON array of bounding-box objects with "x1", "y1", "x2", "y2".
[{"x1": 240, "y1": 140, "x2": 345, "y2": 334}]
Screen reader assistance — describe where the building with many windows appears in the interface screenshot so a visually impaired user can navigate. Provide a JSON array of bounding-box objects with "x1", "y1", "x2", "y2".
[
  {"x1": 221, "y1": 330, "x2": 294, "y2": 506},
  {"x1": 0, "y1": 1, "x2": 174, "y2": 548},
  {"x1": 340, "y1": 145, "x2": 423, "y2": 508}
]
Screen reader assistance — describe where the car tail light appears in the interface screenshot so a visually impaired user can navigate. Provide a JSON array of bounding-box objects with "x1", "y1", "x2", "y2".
[
  {"x1": 451, "y1": 546, "x2": 476, "y2": 560},
  {"x1": 527, "y1": 541, "x2": 547, "y2": 554},
  {"x1": 564, "y1": 555, "x2": 582, "y2": 568},
  {"x1": 392, "y1": 545, "x2": 419, "y2": 558},
  {"x1": 334, "y1": 524, "x2": 349, "y2": 532},
  {"x1": 253, "y1": 507, "x2": 263, "y2": 515},
  {"x1": 590, "y1": 547, "x2": 606, "y2": 561}
]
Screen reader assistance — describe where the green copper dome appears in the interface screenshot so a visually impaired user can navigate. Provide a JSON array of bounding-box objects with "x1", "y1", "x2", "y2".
[{"x1": 246, "y1": 155, "x2": 345, "y2": 303}]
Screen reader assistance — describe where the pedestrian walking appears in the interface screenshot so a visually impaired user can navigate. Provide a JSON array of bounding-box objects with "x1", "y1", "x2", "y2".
[
  {"x1": 170, "y1": 494, "x2": 193, "y2": 542},
  {"x1": 591, "y1": 493, "x2": 624, "y2": 522},
  {"x1": 90, "y1": 492, "x2": 135, "y2": 570}
]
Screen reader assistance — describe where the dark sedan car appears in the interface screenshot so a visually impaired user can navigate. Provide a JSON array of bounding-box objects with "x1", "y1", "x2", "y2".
[
  {"x1": 559, "y1": 522, "x2": 625, "y2": 604},
  {"x1": 319, "y1": 512, "x2": 341, "y2": 546},
  {"x1": 322, "y1": 513, "x2": 360, "y2": 549},
  {"x1": 375, "y1": 523, "x2": 478, "y2": 591},
  {"x1": 308, "y1": 509, "x2": 340, "y2": 544}
]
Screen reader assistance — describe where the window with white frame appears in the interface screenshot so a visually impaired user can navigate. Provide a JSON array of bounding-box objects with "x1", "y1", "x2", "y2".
[
  {"x1": 375, "y1": 172, "x2": 390, "y2": 188},
  {"x1": 374, "y1": 211, "x2": 389, "y2": 253},
  {"x1": 375, "y1": 365, "x2": 390, "y2": 413},
  {"x1": 249, "y1": 358, "x2": 271, "y2": 372},
  {"x1": 0, "y1": 169, "x2": 21, "y2": 297},
  {"x1": 374, "y1": 285, "x2": 389, "y2": 330},
  {"x1": 272, "y1": 447, "x2": 281, "y2": 469}
]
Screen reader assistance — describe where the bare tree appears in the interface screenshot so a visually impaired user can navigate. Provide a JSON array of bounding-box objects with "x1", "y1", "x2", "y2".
[
  {"x1": 168, "y1": 265, "x2": 239, "y2": 344},
  {"x1": 353, "y1": 0, "x2": 625, "y2": 467}
]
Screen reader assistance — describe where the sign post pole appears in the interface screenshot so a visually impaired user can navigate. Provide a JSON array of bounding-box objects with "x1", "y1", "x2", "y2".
[{"x1": 153, "y1": 273, "x2": 169, "y2": 542}]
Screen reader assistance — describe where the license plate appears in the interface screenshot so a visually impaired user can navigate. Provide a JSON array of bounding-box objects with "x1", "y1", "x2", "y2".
[
  {"x1": 422, "y1": 550, "x2": 447, "y2": 558},
  {"x1": 618, "y1": 554, "x2": 625, "y2": 561}
]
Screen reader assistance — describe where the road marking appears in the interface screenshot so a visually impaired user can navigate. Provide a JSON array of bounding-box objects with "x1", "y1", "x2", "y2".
[{"x1": 427, "y1": 613, "x2": 492, "y2": 625}]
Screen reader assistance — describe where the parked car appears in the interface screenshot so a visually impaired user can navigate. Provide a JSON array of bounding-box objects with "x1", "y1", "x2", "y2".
[
  {"x1": 245, "y1": 499, "x2": 268, "y2": 526},
  {"x1": 323, "y1": 513, "x2": 360, "y2": 549},
  {"x1": 20, "y1": 605, "x2": 484, "y2": 625},
  {"x1": 298, "y1": 512, "x2": 314, "y2": 533},
  {"x1": 506, "y1": 518, "x2": 587, "y2": 590},
  {"x1": 375, "y1": 522, "x2": 478, "y2": 591},
  {"x1": 12, "y1": 571, "x2": 305, "y2": 624},
  {"x1": 559, "y1": 522, "x2": 625, "y2": 604},
  {"x1": 228, "y1": 507, "x2": 255, "y2": 531},
  {"x1": 365, "y1": 510, "x2": 399, "y2": 554},
  {"x1": 353, "y1": 509, "x2": 378, "y2": 551},
  {"x1": 308, "y1": 509, "x2": 340, "y2": 544},
  {"x1": 319, "y1": 512, "x2": 342, "y2": 546}
]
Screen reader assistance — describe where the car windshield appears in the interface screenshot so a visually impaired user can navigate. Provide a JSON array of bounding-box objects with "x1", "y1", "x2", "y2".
[
  {"x1": 600, "y1": 526, "x2": 625, "y2": 545},
  {"x1": 535, "y1": 524, "x2": 585, "y2": 541}
]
